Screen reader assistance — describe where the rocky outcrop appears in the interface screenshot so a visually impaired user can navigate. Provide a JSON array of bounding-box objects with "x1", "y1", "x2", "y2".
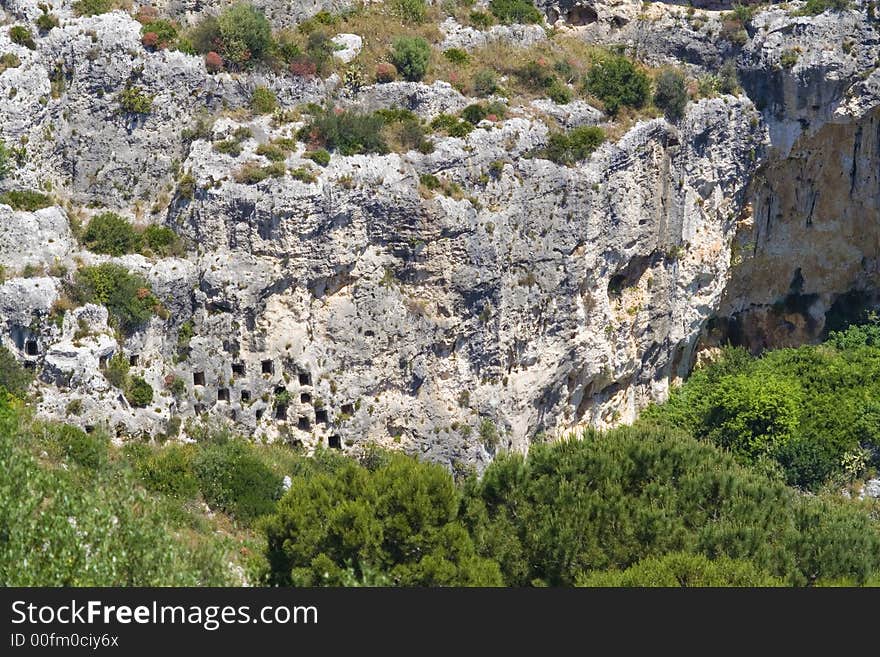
[{"x1": 708, "y1": 8, "x2": 880, "y2": 352}]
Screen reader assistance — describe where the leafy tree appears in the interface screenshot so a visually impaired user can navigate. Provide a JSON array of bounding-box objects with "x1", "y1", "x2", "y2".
[
  {"x1": 264, "y1": 452, "x2": 503, "y2": 586},
  {"x1": 463, "y1": 425, "x2": 880, "y2": 586},
  {"x1": 391, "y1": 36, "x2": 431, "y2": 82},
  {"x1": 584, "y1": 55, "x2": 651, "y2": 115},
  {"x1": 217, "y1": 3, "x2": 272, "y2": 66},
  {"x1": 654, "y1": 69, "x2": 688, "y2": 121}
]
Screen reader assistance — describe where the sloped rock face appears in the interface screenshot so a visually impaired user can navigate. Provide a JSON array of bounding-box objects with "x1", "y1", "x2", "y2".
[
  {"x1": 707, "y1": 8, "x2": 880, "y2": 352},
  {"x1": 1, "y1": 3, "x2": 878, "y2": 468}
]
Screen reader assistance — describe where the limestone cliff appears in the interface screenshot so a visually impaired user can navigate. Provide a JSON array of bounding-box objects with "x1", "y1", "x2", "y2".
[{"x1": 1, "y1": 0, "x2": 877, "y2": 469}]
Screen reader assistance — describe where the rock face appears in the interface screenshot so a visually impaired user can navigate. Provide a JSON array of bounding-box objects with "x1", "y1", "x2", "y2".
[
  {"x1": 1, "y1": 4, "x2": 879, "y2": 470},
  {"x1": 708, "y1": 8, "x2": 880, "y2": 352}
]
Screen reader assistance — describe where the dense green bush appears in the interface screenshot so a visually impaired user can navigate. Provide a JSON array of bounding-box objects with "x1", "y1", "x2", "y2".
[
  {"x1": 299, "y1": 107, "x2": 388, "y2": 155},
  {"x1": 71, "y1": 263, "x2": 160, "y2": 335},
  {"x1": 140, "y1": 19, "x2": 178, "y2": 50},
  {"x1": 577, "y1": 552, "x2": 784, "y2": 587},
  {"x1": 72, "y1": 0, "x2": 114, "y2": 17},
  {"x1": 653, "y1": 69, "x2": 688, "y2": 121},
  {"x1": 0, "y1": 345, "x2": 32, "y2": 396},
  {"x1": 250, "y1": 86, "x2": 278, "y2": 114},
  {"x1": 217, "y1": 3, "x2": 272, "y2": 65},
  {"x1": 81, "y1": 213, "x2": 182, "y2": 257},
  {"x1": 126, "y1": 376, "x2": 154, "y2": 407},
  {"x1": 118, "y1": 86, "x2": 154, "y2": 114},
  {"x1": 0, "y1": 190, "x2": 52, "y2": 211},
  {"x1": 194, "y1": 440, "x2": 282, "y2": 521},
  {"x1": 0, "y1": 139, "x2": 10, "y2": 178},
  {"x1": 796, "y1": 0, "x2": 851, "y2": 16},
  {"x1": 390, "y1": 36, "x2": 431, "y2": 82},
  {"x1": 463, "y1": 425, "x2": 880, "y2": 586},
  {"x1": 489, "y1": 0, "x2": 543, "y2": 24},
  {"x1": 584, "y1": 55, "x2": 651, "y2": 115},
  {"x1": 142, "y1": 225, "x2": 183, "y2": 256},
  {"x1": 82, "y1": 212, "x2": 141, "y2": 255},
  {"x1": 9, "y1": 25, "x2": 35, "y2": 50},
  {"x1": 540, "y1": 126, "x2": 605, "y2": 165},
  {"x1": 0, "y1": 396, "x2": 229, "y2": 585},
  {"x1": 391, "y1": 0, "x2": 428, "y2": 23},
  {"x1": 264, "y1": 452, "x2": 503, "y2": 586},
  {"x1": 136, "y1": 444, "x2": 199, "y2": 498},
  {"x1": 50, "y1": 424, "x2": 109, "y2": 470},
  {"x1": 642, "y1": 329, "x2": 880, "y2": 490}
]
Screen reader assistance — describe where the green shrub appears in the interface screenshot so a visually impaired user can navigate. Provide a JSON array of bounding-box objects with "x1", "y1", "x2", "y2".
[
  {"x1": 103, "y1": 352, "x2": 130, "y2": 389},
  {"x1": 585, "y1": 55, "x2": 651, "y2": 115},
  {"x1": 263, "y1": 452, "x2": 504, "y2": 586},
  {"x1": 71, "y1": 263, "x2": 159, "y2": 335},
  {"x1": 187, "y1": 15, "x2": 221, "y2": 54},
  {"x1": 540, "y1": 125, "x2": 605, "y2": 165},
  {"x1": 516, "y1": 59, "x2": 555, "y2": 90},
  {"x1": 250, "y1": 86, "x2": 278, "y2": 114},
  {"x1": 299, "y1": 107, "x2": 388, "y2": 155},
  {"x1": 304, "y1": 149, "x2": 331, "y2": 166},
  {"x1": 390, "y1": 36, "x2": 431, "y2": 82},
  {"x1": 118, "y1": 86, "x2": 154, "y2": 114},
  {"x1": 796, "y1": 0, "x2": 851, "y2": 16},
  {"x1": 126, "y1": 376, "x2": 154, "y2": 407},
  {"x1": 463, "y1": 425, "x2": 880, "y2": 586},
  {"x1": 140, "y1": 19, "x2": 178, "y2": 50},
  {"x1": 0, "y1": 400, "x2": 229, "y2": 585},
  {"x1": 489, "y1": 0, "x2": 543, "y2": 24},
  {"x1": 142, "y1": 225, "x2": 182, "y2": 257},
  {"x1": 469, "y1": 10, "x2": 494, "y2": 29},
  {"x1": 51, "y1": 424, "x2": 109, "y2": 470},
  {"x1": 642, "y1": 338, "x2": 880, "y2": 491},
  {"x1": 136, "y1": 445, "x2": 198, "y2": 498},
  {"x1": 653, "y1": 69, "x2": 688, "y2": 121},
  {"x1": 9, "y1": 25, "x2": 35, "y2": 50},
  {"x1": 217, "y1": 2, "x2": 272, "y2": 65},
  {"x1": 82, "y1": 212, "x2": 141, "y2": 256},
  {"x1": 194, "y1": 440, "x2": 282, "y2": 522},
  {"x1": 391, "y1": 0, "x2": 428, "y2": 23},
  {"x1": 472, "y1": 68, "x2": 498, "y2": 97},
  {"x1": 0, "y1": 345, "x2": 32, "y2": 397},
  {"x1": 36, "y1": 12, "x2": 60, "y2": 32},
  {"x1": 0, "y1": 139, "x2": 9, "y2": 178},
  {"x1": 577, "y1": 552, "x2": 784, "y2": 587},
  {"x1": 547, "y1": 79, "x2": 573, "y2": 104},
  {"x1": 430, "y1": 113, "x2": 473, "y2": 137},
  {"x1": 461, "y1": 103, "x2": 488, "y2": 125},
  {"x1": 443, "y1": 48, "x2": 470, "y2": 65},
  {"x1": 72, "y1": 0, "x2": 114, "y2": 17},
  {"x1": 0, "y1": 190, "x2": 52, "y2": 211}
]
